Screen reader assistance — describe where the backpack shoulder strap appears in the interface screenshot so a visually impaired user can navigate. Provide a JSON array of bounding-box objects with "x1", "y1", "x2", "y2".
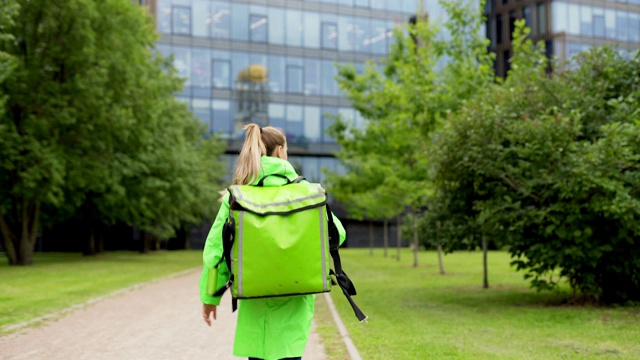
[{"x1": 326, "y1": 204, "x2": 368, "y2": 322}]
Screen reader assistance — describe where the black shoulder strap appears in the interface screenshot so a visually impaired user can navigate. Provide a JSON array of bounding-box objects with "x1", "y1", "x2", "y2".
[
  {"x1": 326, "y1": 204, "x2": 368, "y2": 322},
  {"x1": 213, "y1": 214, "x2": 237, "y2": 312}
]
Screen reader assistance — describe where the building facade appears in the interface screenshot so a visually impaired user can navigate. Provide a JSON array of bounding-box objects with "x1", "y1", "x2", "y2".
[
  {"x1": 143, "y1": 0, "x2": 457, "y2": 247},
  {"x1": 485, "y1": 0, "x2": 640, "y2": 77}
]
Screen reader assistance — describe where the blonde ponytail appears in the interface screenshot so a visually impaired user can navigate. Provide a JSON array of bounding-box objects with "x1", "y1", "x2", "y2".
[{"x1": 233, "y1": 124, "x2": 266, "y2": 185}]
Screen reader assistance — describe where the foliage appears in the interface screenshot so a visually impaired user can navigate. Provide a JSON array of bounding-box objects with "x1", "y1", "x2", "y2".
[
  {"x1": 0, "y1": 0, "x2": 225, "y2": 264},
  {"x1": 326, "y1": 0, "x2": 493, "y2": 228},
  {"x1": 428, "y1": 20, "x2": 640, "y2": 303}
]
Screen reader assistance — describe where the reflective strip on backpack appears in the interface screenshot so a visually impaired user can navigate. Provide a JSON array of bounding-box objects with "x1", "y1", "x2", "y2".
[
  {"x1": 319, "y1": 207, "x2": 328, "y2": 292},
  {"x1": 237, "y1": 211, "x2": 244, "y2": 298}
]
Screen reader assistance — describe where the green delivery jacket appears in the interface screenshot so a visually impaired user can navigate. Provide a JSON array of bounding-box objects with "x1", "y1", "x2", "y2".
[{"x1": 199, "y1": 156, "x2": 346, "y2": 360}]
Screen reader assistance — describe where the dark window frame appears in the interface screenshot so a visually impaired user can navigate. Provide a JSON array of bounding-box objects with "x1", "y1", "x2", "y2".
[{"x1": 249, "y1": 13, "x2": 269, "y2": 43}]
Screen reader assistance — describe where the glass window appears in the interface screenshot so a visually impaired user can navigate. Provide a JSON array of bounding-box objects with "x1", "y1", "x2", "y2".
[
  {"x1": 268, "y1": 7, "x2": 285, "y2": 45},
  {"x1": 212, "y1": 59, "x2": 231, "y2": 88},
  {"x1": 286, "y1": 105, "x2": 304, "y2": 143},
  {"x1": 300, "y1": 157, "x2": 321, "y2": 183},
  {"x1": 321, "y1": 61, "x2": 339, "y2": 97},
  {"x1": 388, "y1": 0, "x2": 403, "y2": 12},
  {"x1": 496, "y1": 14, "x2": 503, "y2": 44},
  {"x1": 536, "y1": 3, "x2": 547, "y2": 35},
  {"x1": 212, "y1": 2, "x2": 231, "y2": 39},
  {"x1": 231, "y1": 52, "x2": 250, "y2": 89},
  {"x1": 338, "y1": 16, "x2": 354, "y2": 52},
  {"x1": 552, "y1": 2, "x2": 567, "y2": 33},
  {"x1": 321, "y1": 107, "x2": 338, "y2": 143},
  {"x1": 268, "y1": 56, "x2": 285, "y2": 93},
  {"x1": 250, "y1": 14, "x2": 268, "y2": 42},
  {"x1": 508, "y1": 11, "x2": 517, "y2": 40},
  {"x1": 404, "y1": 0, "x2": 418, "y2": 13},
  {"x1": 503, "y1": 50, "x2": 510, "y2": 76},
  {"x1": 616, "y1": 11, "x2": 628, "y2": 41},
  {"x1": 191, "y1": 49, "x2": 210, "y2": 89},
  {"x1": 212, "y1": 100, "x2": 232, "y2": 138},
  {"x1": 371, "y1": 19, "x2": 387, "y2": 55},
  {"x1": 304, "y1": 106, "x2": 322, "y2": 143},
  {"x1": 157, "y1": 0, "x2": 172, "y2": 34},
  {"x1": 523, "y1": 7, "x2": 532, "y2": 31},
  {"x1": 268, "y1": 103, "x2": 286, "y2": 130},
  {"x1": 285, "y1": 10, "x2": 304, "y2": 46},
  {"x1": 286, "y1": 65, "x2": 304, "y2": 94},
  {"x1": 173, "y1": 46, "x2": 191, "y2": 86},
  {"x1": 353, "y1": 17, "x2": 371, "y2": 53},
  {"x1": 322, "y1": 22, "x2": 338, "y2": 49},
  {"x1": 355, "y1": 0, "x2": 369, "y2": 8},
  {"x1": 370, "y1": 0, "x2": 385, "y2": 10},
  {"x1": 192, "y1": 0, "x2": 210, "y2": 37},
  {"x1": 304, "y1": 12, "x2": 321, "y2": 48},
  {"x1": 629, "y1": 13, "x2": 640, "y2": 42},
  {"x1": 593, "y1": 8, "x2": 605, "y2": 38},
  {"x1": 173, "y1": 5, "x2": 191, "y2": 35},
  {"x1": 231, "y1": 3, "x2": 249, "y2": 41},
  {"x1": 605, "y1": 9, "x2": 616, "y2": 39},
  {"x1": 304, "y1": 59, "x2": 321, "y2": 96},
  {"x1": 192, "y1": 98, "x2": 211, "y2": 131},
  {"x1": 580, "y1": 6, "x2": 593, "y2": 37},
  {"x1": 319, "y1": 158, "x2": 337, "y2": 183},
  {"x1": 567, "y1": 4, "x2": 580, "y2": 35}
]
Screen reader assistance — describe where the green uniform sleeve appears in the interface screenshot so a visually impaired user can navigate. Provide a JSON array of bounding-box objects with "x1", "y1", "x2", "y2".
[
  {"x1": 199, "y1": 193, "x2": 231, "y2": 305},
  {"x1": 332, "y1": 213, "x2": 347, "y2": 246}
]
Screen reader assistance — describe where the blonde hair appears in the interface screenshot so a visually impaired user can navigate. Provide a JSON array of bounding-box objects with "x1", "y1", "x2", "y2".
[{"x1": 232, "y1": 124, "x2": 286, "y2": 185}]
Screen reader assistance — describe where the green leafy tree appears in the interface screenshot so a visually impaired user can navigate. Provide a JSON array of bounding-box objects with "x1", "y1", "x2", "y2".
[
  {"x1": 327, "y1": 0, "x2": 493, "y2": 268},
  {"x1": 0, "y1": 0, "x2": 225, "y2": 264},
  {"x1": 430, "y1": 20, "x2": 640, "y2": 302}
]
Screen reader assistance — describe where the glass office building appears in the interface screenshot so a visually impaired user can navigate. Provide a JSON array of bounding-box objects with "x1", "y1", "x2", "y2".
[
  {"x1": 142, "y1": 0, "x2": 455, "y2": 246},
  {"x1": 148, "y1": 0, "x2": 431, "y2": 184},
  {"x1": 485, "y1": 0, "x2": 640, "y2": 77}
]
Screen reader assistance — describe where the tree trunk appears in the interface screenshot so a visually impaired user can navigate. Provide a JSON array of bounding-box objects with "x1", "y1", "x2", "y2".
[
  {"x1": 437, "y1": 244, "x2": 445, "y2": 275},
  {"x1": 368, "y1": 221, "x2": 374, "y2": 256},
  {"x1": 412, "y1": 215, "x2": 418, "y2": 268},
  {"x1": 0, "y1": 200, "x2": 40, "y2": 266},
  {"x1": 436, "y1": 221, "x2": 445, "y2": 275},
  {"x1": 396, "y1": 215, "x2": 402, "y2": 261},
  {"x1": 482, "y1": 234, "x2": 489, "y2": 289},
  {"x1": 383, "y1": 219, "x2": 388, "y2": 258},
  {"x1": 84, "y1": 220, "x2": 96, "y2": 256}
]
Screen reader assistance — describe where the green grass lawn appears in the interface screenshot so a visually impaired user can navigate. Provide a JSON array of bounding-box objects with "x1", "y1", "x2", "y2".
[
  {"x1": 321, "y1": 249, "x2": 640, "y2": 360},
  {"x1": 0, "y1": 250, "x2": 201, "y2": 332}
]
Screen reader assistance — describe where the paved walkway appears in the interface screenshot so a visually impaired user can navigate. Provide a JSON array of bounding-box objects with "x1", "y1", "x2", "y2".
[{"x1": 0, "y1": 271, "x2": 327, "y2": 360}]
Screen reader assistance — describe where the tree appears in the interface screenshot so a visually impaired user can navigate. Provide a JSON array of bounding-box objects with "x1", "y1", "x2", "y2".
[
  {"x1": 327, "y1": 0, "x2": 493, "y2": 268},
  {"x1": 0, "y1": 0, "x2": 225, "y2": 264},
  {"x1": 430, "y1": 20, "x2": 640, "y2": 302}
]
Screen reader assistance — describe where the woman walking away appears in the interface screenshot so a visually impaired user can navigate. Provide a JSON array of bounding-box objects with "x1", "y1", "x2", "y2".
[{"x1": 200, "y1": 124, "x2": 346, "y2": 360}]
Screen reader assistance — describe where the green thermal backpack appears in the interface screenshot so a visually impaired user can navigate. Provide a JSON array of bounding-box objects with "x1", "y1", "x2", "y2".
[{"x1": 210, "y1": 174, "x2": 366, "y2": 322}]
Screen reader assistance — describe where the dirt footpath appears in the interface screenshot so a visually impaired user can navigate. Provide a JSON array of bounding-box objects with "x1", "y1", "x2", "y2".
[{"x1": 0, "y1": 270, "x2": 327, "y2": 360}]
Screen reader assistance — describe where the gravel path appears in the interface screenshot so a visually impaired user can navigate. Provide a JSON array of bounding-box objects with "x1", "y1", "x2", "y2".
[{"x1": 0, "y1": 270, "x2": 327, "y2": 360}]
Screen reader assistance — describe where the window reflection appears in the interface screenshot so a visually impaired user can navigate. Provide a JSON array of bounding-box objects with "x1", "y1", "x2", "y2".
[
  {"x1": 192, "y1": 0, "x2": 211, "y2": 37},
  {"x1": 212, "y1": 59, "x2": 231, "y2": 88},
  {"x1": 250, "y1": 14, "x2": 268, "y2": 42},
  {"x1": 231, "y1": 3, "x2": 249, "y2": 41},
  {"x1": 173, "y1": 5, "x2": 191, "y2": 35},
  {"x1": 286, "y1": 65, "x2": 304, "y2": 94},
  {"x1": 286, "y1": 10, "x2": 304, "y2": 46},
  {"x1": 212, "y1": 2, "x2": 231, "y2": 39},
  {"x1": 322, "y1": 22, "x2": 339, "y2": 49},
  {"x1": 212, "y1": 100, "x2": 232, "y2": 138},
  {"x1": 234, "y1": 64, "x2": 270, "y2": 135},
  {"x1": 269, "y1": 7, "x2": 285, "y2": 45}
]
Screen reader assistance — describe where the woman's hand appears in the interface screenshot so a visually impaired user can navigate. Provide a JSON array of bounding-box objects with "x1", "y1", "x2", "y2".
[{"x1": 202, "y1": 303, "x2": 217, "y2": 326}]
